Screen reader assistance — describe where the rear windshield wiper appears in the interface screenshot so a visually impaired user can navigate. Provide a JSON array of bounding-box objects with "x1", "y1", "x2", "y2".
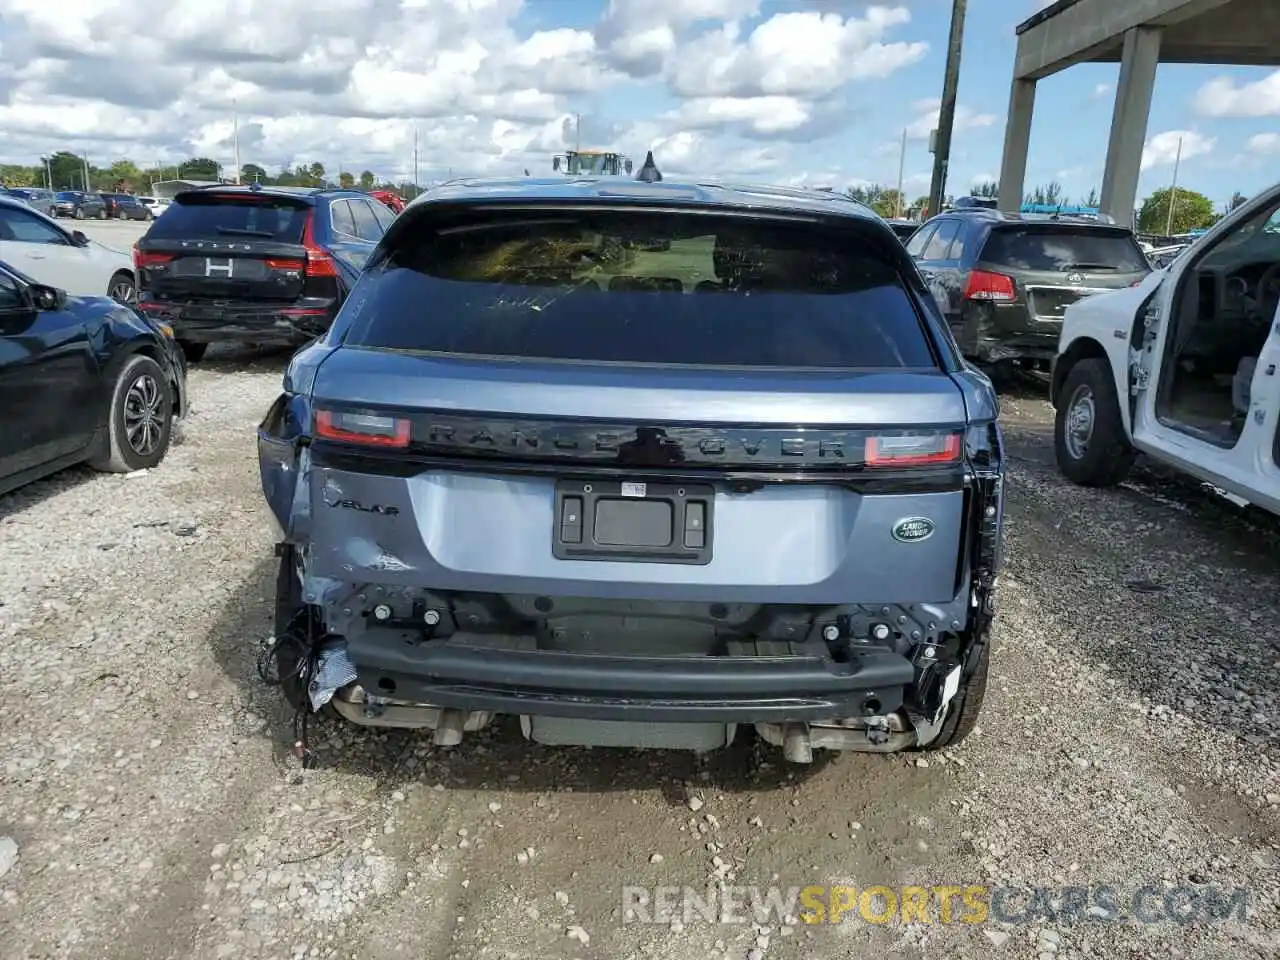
[
  {"x1": 1060, "y1": 262, "x2": 1118, "y2": 271},
  {"x1": 214, "y1": 227, "x2": 278, "y2": 238}
]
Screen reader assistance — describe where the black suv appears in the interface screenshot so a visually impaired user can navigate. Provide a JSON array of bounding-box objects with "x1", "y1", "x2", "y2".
[
  {"x1": 906, "y1": 209, "x2": 1150, "y2": 370},
  {"x1": 99, "y1": 193, "x2": 152, "y2": 221},
  {"x1": 133, "y1": 185, "x2": 396, "y2": 362}
]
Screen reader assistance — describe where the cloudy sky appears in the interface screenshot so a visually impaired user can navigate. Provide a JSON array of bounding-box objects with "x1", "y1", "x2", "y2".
[{"x1": 0, "y1": 0, "x2": 1276, "y2": 204}]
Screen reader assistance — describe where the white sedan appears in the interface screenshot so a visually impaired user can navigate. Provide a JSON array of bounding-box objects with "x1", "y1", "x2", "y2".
[{"x1": 0, "y1": 196, "x2": 136, "y2": 302}]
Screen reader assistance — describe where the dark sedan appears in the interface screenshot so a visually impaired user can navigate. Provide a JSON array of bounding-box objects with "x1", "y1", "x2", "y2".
[
  {"x1": 52, "y1": 191, "x2": 107, "y2": 220},
  {"x1": 0, "y1": 259, "x2": 187, "y2": 496}
]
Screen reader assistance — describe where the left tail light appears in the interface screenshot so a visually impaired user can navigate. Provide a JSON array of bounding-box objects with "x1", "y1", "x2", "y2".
[
  {"x1": 134, "y1": 247, "x2": 173, "y2": 270},
  {"x1": 315, "y1": 409, "x2": 410, "y2": 448}
]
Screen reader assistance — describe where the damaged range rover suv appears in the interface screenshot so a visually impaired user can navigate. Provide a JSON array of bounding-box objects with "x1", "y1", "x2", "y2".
[{"x1": 257, "y1": 177, "x2": 1005, "y2": 763}]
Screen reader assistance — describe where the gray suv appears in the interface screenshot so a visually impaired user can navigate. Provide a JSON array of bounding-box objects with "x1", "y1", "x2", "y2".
[{"x1": 257, "y1": 177, "x2": 1006, "y2": 764}]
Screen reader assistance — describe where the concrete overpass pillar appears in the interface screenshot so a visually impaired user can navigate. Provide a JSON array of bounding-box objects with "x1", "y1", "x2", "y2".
[
  {"x1": 1099, "y1": 26, "x2": 1161, "y2": 229},
  {"x1": 997, "y1": 79, "x2": 1036, "y2": 213}
]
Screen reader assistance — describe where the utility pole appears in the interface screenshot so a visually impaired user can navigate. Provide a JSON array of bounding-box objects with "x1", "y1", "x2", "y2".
[
  {"x1": 927, "y1": 0, "x2": 968, "y2": 218},
  {"x1": 895, "y1": 127, "x2": 908, "y2": 218},
  {"x1": 232, "y1": 99, "x2": 241, "y2": 183},
  {"x1": 413, "y1": 125, "x2": 420, "y2": 194},
  {"x1": 1164, "y1": 135, "x2": 1183, "y2": 236},
  {"x1": 575, "y1": 113, "x2": 581, "y2": 152},
  {"x1": 43, "y1": 157, "x2": 52, "y2": 189},
  {"x1": 81, "y1": 153, "x2": 91, "y2": 192}
]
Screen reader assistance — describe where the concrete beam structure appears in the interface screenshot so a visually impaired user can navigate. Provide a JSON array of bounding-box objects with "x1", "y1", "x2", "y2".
[{"x1": 998, "y1": 0, "x2": 1280, "y2": 222}]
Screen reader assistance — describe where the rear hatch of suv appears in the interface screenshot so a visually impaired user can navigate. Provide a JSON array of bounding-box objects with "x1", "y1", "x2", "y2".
[
  {"x1": 961, "y1": 221, "x2": 1150, "y2": 362},
  {"x1": 280, "y1": 199, "x2": 984, "y2": 608},
  {"x1": 975, "y1": 222, "x2": 1150, "y2": 321},
  {"x1": 133, "y1": 189, "x2": 343, "y2": 334}
]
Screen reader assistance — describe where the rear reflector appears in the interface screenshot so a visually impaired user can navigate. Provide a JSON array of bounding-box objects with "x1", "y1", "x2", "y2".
[
  {"x1": 315, "y1": 409, "x2": 410, "y2": 448},
  {"x1": 265, "y1": 258, "x2": 305, "y2": 271},
  {"x1": 865, "y1": 433, "x2": 962, "y2": 467},
  {"x1": 963, "y1": 270, "x2": 1015, "y2": 302}
]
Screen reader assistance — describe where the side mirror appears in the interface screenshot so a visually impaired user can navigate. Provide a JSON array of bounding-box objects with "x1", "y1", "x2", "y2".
[
  {"x1": 71, "y1": 230, "x2": 89, "y2": 247},
  {"x1": 28, "y1": 284, "x2": 66, "y2": 312}
]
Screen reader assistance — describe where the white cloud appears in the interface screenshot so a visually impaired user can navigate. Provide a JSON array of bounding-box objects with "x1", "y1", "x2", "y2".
[
  {"x1": 903, "y1": 98, "x2": 997, "y2": 140},
  {"x1": 1246, "y1": 132, "x2": 1280, "y2": 155},
  {"x1": 970, "y1": 173, "x2": 998, "y2": 188},
  {"x1": 1191, "y1": 70, "x2": 1280, "y2": 118},
  {"x1": 1092, "y1": 83, "x2": 1113, "y2": 98},
  {"x1": 1140, "y1": 130, "x2": 1215, "y2": 171},
  {"x1": 0, "y1": 0, "x2": 931, "y2": 184}
]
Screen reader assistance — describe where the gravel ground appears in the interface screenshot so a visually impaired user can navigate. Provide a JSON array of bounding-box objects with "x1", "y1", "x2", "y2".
[{"x1": 0, "y1": 357, "x2": 1276, "y2": 960}]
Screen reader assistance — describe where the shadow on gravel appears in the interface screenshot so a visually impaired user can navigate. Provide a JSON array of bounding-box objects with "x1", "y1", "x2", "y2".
[
  {"x1": 193, "y1": 342, "x2": 298, "y2": 373},
  {"x1": 0, "y1": 464, "x2": 100, "y2": 523},
  {"x1": 209, "y1": 556, "x2": 841, "y2": 806}
]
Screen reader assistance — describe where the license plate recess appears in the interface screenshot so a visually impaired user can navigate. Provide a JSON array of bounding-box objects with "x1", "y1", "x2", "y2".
[{"x1": 552, "y1": 479, "x2": 713, "y2": 565}]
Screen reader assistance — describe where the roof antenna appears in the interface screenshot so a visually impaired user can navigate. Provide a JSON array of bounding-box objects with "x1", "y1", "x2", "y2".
[{"x1": 635, "y1": 150, "x2": 662, "y2": 183}]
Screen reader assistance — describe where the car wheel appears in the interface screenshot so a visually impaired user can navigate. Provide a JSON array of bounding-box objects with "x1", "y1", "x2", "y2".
[
  {"x1": 74, "y1": 208, "x2": 84, "y2": 219},
  {"x1": 90, "y1": 354, "x2": 174, "y2": 473},
  {"x1": 98, "y1": 209, "x2": 107, "y2": 219},
  {"x1": 117, "y1": 210, "x2": 127, "y2": 220},
  {"x1": 913, "y1": 633, "x2": 990, "y2": 752},
  {"x1": 177, "y1": 340, "x2": 209, "y2": 363},
  {"x1": 107, "y1": 270, "x2": 135, "y2": 303},
  {"x1": 1054, "y1": 357, "x2": 1135, "y2": 487}
]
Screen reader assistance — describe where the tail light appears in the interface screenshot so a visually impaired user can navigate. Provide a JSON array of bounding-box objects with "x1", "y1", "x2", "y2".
[
  {"x1": 865, "y1": 432, "x2": 963, "y2": 467},
  {"x1": 265, "y1": 258, "x2": 305, "y2": 271},
  {"x1": 963, "y1": 270, "x2": 1015, "y2": 302},
  {"x1": 134, "y1": 247, "x2": 173, "y2": 270},
  {"x1": 301, "y1": 214, "x2": 339, "y2": 278},
  {"x1": 315, "y1": 409, "x2": 410, "y2": 448}
]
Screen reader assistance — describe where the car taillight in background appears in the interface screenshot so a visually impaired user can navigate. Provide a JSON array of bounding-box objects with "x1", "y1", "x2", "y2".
[
  {"x1": 134, "y1": 247, "x2": 173, "y2": 270},
  {"x1": 963, "y1": 270, "x2": 1016, "y2": 302},
  {"x1": 301, "y1": 214, "x2": 339, "y2": 278}
]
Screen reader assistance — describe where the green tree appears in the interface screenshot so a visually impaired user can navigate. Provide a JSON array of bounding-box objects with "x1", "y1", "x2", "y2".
[
  {"x1": 972, "y1": 180, "x2": 998, "y2": 199},
  {"x1": 47, "y1": 151, "x2": 87, "y2": 189},
  {"x1": 1025, "y1": 181, "x2": 1065, "y2": 206},
  {"x1": 308, "y1": 162, "x2": 325, "y2": 181},
  {"x1": 359, "y1": 170, "x2": 376, "y2": 190},
  {"x1": 179, "y1": 157, "x2": 220, "y2": 180},
  {"x1": 1083, "y1": 186, "x2": 1100, "y2": 207},
  {"x1": 338, "y1": 171, "x2": 355, "y2": 188},
  {"x1": 0, "y1": 164, "x2": 38, "y2": 187},
  {"x1": 1138, "y1": 187, "x2": 1216, "y2": 234},
  {"x1": 241, "y1": 163, "x2": 268, "y2": 183},
  {"x1": 107, "y1": 159, "x2": 142, "y2": 190}
]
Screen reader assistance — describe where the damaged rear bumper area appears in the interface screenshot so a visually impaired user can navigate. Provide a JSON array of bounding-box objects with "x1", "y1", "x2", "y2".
[{"x1": 289, "y1": 591, "x2": 986, "y2": 761}]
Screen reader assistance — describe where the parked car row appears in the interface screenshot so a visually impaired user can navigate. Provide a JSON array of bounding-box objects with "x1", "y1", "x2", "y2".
[{"x1": 49, "y1": 190, "x2": 156, "y2": 221}]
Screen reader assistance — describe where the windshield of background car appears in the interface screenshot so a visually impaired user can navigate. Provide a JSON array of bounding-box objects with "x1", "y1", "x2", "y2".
[
  {"x1": 54, "y1": 192, "x2": 80, "y2": 201},
  {"x1": 146, "y1": 195, "x2": 310, "y2": 242},
  {"x1": 981, "y1": 226, "x2": 1150, "y2": 272},
  {"x1": 342, "y1": 209, "x2": 937, "y2": 369}
]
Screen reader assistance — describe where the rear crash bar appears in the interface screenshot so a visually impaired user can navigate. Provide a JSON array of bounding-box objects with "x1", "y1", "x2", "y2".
[{"x1": 344, "y1": 632, "x2": 915, "y2": 724}]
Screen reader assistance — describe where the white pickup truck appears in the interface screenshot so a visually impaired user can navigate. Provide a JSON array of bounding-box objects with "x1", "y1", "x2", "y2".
[{"x1": 1051, "y1": 180, "x2": 1280, "y2": 515}]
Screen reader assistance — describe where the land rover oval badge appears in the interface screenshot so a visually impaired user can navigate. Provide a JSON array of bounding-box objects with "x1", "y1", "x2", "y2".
[{"x1": 892, "y1": 517, "x2": 935, "y2": 543}]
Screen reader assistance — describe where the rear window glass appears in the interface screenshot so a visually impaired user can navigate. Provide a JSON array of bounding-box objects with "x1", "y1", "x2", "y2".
[
  {"x1": 981, "y1": 227, "x2": 1150, "y2": 272},
  {"x1": 341, "y1": 209, "x2": 936, "y2": 369},
  {"x1": 55, "y1": 192, "x2": 79, "y2": 200},
  {"x1": 145, "y1": 195, "x2": 309, "y2": 243}
]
